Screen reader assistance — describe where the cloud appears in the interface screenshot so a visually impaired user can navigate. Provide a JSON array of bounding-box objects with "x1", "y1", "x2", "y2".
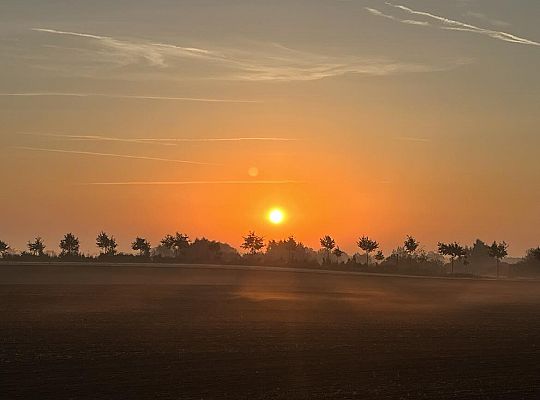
[
  {"x1": 396, "y1": 137, "x2": 431, "y2": 143},
  {"x1": 365, "y1": 7, "x2": 429, "y2": 26},
  {"x1": 134, "y1": 137, "x2": 300, "y2": 143},
  {"x1": 464, "y1": 11, "x2": 510, "y2": 28},
  {"x1": 32, "y1": 28, "x2": 212, "y2": 67},
  {"x1": 12, "y1": 146, "x2": 219, "y2": 166},
  {"x1": 0, "y1": 92, "x2": 258, "y2": 103},
  {"x1": 80, "y1": 180, "x2": 305, "y2": 186},
  {"x1": 383, "y1": 2, "x2": 540, "y2": 47},
  {"x1": 19, "y1": 132, "x2": 299, "y2": 144},
  {"x1": 31, "y1": 27, "x2": 459, "y2": 81}
]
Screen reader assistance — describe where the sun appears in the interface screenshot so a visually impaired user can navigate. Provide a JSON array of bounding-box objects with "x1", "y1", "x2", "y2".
[{"x1": 268, "y1": 208, "x2": 285, "y2": 224}]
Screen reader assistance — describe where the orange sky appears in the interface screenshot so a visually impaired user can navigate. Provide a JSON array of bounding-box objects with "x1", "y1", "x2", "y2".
[{"x1": 1, "y1": 0, "x2": 539, "y2": 256}]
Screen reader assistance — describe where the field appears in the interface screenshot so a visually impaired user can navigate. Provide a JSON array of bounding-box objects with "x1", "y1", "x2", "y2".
[{"x1": 2, "y1": 263, "x2": 540, "y2": 399}]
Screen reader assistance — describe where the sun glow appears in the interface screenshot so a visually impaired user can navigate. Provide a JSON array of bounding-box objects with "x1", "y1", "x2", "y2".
[{"x1": 268, "y1": 208, "x2": 285, "y2": 224}]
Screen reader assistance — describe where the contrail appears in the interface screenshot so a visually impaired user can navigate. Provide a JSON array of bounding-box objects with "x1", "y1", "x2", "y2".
[
  {"x1": 20, "y1": 132, "x2": 298, "y2": 143},
  {"x1": 134, "y1": 137, "x2": 299, "y2": 143},
  {"x1": 32, "y1": 28, "x2": 109, "y2": 41},
  {"x1": 385, "y1": 2, "x2": 540, "y2": 47},
  {"x1": 20, "y1": 133, "x2": 159, "y2": 145},
  {"x1": 12, "y1": 146, "x2": 220, "y2": 166},
  {"x1": 0, "y1": 92, "x2": 259, "y2": 103},
  {"x1": 396, "y1": 136, "x2": 431, "y2": 143},
  {"x1": 365, "y1": 7, "x2": 429, "y2": 26},
  {"x1": 80, "y1": 180, "x2": 305, "y2": 186}
]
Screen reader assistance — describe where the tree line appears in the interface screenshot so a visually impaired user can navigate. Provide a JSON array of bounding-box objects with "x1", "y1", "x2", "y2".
[{"x1": 1, "y1": 232, "x2": 540, "y2": 278}]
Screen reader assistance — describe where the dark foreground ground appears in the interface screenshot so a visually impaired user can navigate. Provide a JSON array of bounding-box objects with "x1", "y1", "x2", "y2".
[{"x1": 1, "y1": 264, "x2": 540, "y2": 399}]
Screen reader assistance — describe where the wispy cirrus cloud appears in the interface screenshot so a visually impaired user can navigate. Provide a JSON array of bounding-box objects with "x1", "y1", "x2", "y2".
[
  {"x1": 19, "y1": 132, "x2": 299, "y2": 144},
  {"x1": 365, "y1": 7, "x2": 429, "y2": 26},
  {"x1": 32, "y1": 28, "x2": 211, "y2": 67},
  {"x1": 12, "y1": 146, "x2": 219, "y2": 166},
  {"x1": 31, "y1": 27, "x2": 463, "y2": 81},
  {"x1": 464, "y1": 11, "x2": 510, "y2": 28},
  {"x1": 396, "y1": 136, "x2": 431, "y2": 143},
  {"x1": 80, "y1": 180, "x2": 305, "y2": 186},
  {"x1": 0, "y1": 92, "x2": 258, "y2": 103},
  {"x1": 367, "y1": 2, "x2": 540, "y2": 48}
]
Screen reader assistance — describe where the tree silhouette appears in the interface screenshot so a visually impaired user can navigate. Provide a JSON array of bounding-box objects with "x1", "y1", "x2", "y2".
[
  {"x1": 96, "y1": 231, "x2": 117, "y2": 256},
  {"x1": 391, "y1": 246, "x2": 406, "y2": 266},
  {"x1": 320, "y1": 235, "x2": 336, "y2": 265},
  {"x1": 332, "y1": 247, "x2": 344, "y2": 264},
  {"x1": 161, "y1": 232, "x2": 190, "y2": 258},
  {"x1": 488, "y1": 241, "x2": 508, "y2": 279},
  {"x1": 438, "y1": 242, "x2": 467, "y2": 274},
  {"x1": 28, "y1": 237, "x2": 45, "y2": 256},
  {"x1": 357, "y1": 236, "x2": 379, "y2": 266},
  {"x1": 59, "y1": 233, "x2": 80, "y2": 257},
  {"x1": 375, "y1": 250, "x2": 385, "y2": 264},
  {"x1": 404, "y1": 236, "x2": 419, "y2": 258},
  {"x1": 132, "y1": 237, "x2": 151, "y2": 257},
  {"x1": 241, "y1": 231, "x2": 265, "y2": 255},
  {"x1": 526, "y1": 247, "x2": 540, "y2": 262},
  {"x1": 284, "y1": 236, "x2": 298, "y2": 264},
  {"x1": 0, "y1": 240, "x2": 9, "y2": 257}
]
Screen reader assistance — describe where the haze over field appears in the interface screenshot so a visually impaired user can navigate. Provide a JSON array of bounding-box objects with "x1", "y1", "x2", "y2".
[{"x1": 1, "y1": 1, "x2": 539, "y2": 255}]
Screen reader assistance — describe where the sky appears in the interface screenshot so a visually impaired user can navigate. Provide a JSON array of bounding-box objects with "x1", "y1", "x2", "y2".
[{"x1": 1, "y1": 0, "x2": 539, "y2": 256}]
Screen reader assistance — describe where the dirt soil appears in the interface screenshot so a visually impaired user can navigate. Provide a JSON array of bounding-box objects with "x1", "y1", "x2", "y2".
[{"x1": 1, "y1": 263, "x2": 540, "y2": 399}]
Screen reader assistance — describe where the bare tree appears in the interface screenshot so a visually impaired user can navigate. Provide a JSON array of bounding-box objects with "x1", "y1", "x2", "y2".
[
  {"x1": 488, "y1": 241, "x2": 508, "y2": 279},
  {"x1": 132, "y1": 237, "x2": 151, "y2": 257},
  {"x1": 59, "y1": 233, "x2": 80, "y2": 257},
  {"x1": 357, "y1": 236, "x2": 379, "y2": 266},
  {"x1": 241, "y1": 231, "x2": 265, "y2": 255},
  {"x1": 28, "y1": 237, "x2": 46, "y2": 256},
  {"x1": 320, "y1": 235, "x2": 336, "y2": 265}
]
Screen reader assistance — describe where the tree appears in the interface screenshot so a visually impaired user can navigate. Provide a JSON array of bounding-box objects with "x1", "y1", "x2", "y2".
[
  {"x1": 357, "y1": 236, "x2": 379, "y2": 266},
  {"x1": 241, "y1": 231, "x2": 265, "y2": 255},
  {"x1": 526, "y1": 247, "x2": 540, "y2": 262},
  {"x1": 96, "y1": 231, "x2": 117, "y2": 256},
  {"x1": 488, "y1": 241, "x2": 508, "y2": 279},
  {"x1": 27, "y1": 237, "x2": 45, "y2": 256},
  {"x1": 438, "y1": 242, "x2": 467, "y2": 274},
  {"x1": 0, "y1": 240, "x2": 9, "y2": 257},
  {"x1": 132, "y1": 237, "x2": 151, "y2": 257},
  {"x1": 404, "y1": 236, "x2": 419, "y2": 258},
  {"x1": 374, "y1": 250, "x2": 385, "y2": 264},
  {"x1": 332, "y1": 247, "x2": 344, "y2": 264},
  {"x1": 59, "y1": 233, "x2": 80, "y2": 257},
  {"x1": 320, "y1": 235, "x2": 336, "y2": 265},
  {"x1": 161, "y1": 232, "x2": 190, "y2": 258},
  {"x1": 391, "y1": 246, "x2": 407, "y2": 266},
  {"x1": 284, "y1": 236, "x2": 298, "y2": 264}
]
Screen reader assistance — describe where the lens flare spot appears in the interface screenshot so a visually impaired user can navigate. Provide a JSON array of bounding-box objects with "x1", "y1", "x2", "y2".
[{"x1": 248, "y1": 166, "x2": 259, "y2": 177}]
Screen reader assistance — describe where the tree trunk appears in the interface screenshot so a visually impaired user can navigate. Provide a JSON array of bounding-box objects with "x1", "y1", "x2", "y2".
[
  {"x1": 497, "y1": 259, "x2": 500, "y2": 279},
  {"x1": 366, "y1": 252, "x2": 369, "y2": 267},
  {"x1": 451, "y1": 258, "x2": 454, "y2": 274}
]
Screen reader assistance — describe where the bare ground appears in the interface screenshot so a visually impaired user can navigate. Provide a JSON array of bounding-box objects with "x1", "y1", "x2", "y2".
[{"x1": 1, "y1": 263, "x2": 540, "y2": 399}]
